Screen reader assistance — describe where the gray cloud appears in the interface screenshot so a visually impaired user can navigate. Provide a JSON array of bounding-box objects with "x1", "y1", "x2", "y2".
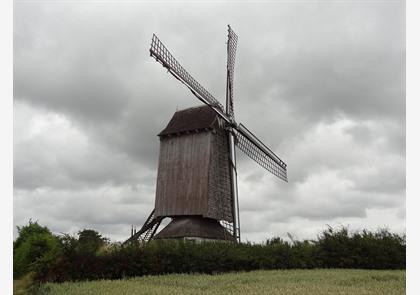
[{"x1": 14, "y1": 1, "x2": 405, "y2": 242}]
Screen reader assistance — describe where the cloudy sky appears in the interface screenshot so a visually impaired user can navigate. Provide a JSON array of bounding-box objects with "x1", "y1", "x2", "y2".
[{"x1": 14, "y1": 0, "x2": 405, "y2": 242}]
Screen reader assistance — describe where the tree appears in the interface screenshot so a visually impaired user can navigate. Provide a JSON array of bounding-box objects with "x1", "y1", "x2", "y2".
[
  {"x1": 77, "y1": 229, "x2": 108, "y2": 254},
  {"x1": 13, "y1": 220, "x2": 61, "y2": 278},
  {"x1": 14, "y1": 219, "x2": 50, "y2": 250}
]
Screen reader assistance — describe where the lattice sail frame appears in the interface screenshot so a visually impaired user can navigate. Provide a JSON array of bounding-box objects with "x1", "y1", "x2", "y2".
[
  {"x1": 227, "y1": 25, "x2": 238, "y2": 119},
  {"x1": 235, "y1": 124, "x2": 287, "y2": 181},
  {"x1": 150, "y1": 34, "x2": 225, "y2": 112}
]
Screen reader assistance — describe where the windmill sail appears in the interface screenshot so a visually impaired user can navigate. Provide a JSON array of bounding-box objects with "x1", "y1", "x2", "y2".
[
  {"x1": 235, "y1": 123, "x2": 288, "y2": 181},
  {"x1": 150, "y1": 34, "x2": 230, "y2": 123},
  {"x1": 226, "y1": 25, "x2": 238, "y2": 119}
]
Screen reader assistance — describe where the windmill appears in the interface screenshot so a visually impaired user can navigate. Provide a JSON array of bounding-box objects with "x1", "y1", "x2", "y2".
[{"x1": 124, "y1": 26, "x2": 287, "y2": 244}]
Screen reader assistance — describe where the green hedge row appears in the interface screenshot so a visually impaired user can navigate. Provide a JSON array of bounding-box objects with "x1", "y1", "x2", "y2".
[{"x1": 14, "y1": 222, "x2": 405, "y2": 283}]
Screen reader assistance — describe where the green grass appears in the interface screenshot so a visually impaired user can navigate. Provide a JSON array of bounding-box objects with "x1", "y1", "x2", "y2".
[{"x1": 36, "y1": 269, "x2": 405, "y2": 295}]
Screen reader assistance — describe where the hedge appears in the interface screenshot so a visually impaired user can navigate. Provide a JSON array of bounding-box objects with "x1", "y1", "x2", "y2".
[{"x1": 19, "y1": 226, "x2": 405, "y2": 283}]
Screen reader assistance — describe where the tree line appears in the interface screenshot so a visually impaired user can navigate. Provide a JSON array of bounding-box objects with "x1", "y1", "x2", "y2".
[{"x1": 14, "y1": 221, "x2": 405, "y2": 283}]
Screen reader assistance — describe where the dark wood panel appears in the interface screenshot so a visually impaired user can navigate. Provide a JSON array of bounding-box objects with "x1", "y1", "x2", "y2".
[
  {"x1": 155, "y1": 132, "x2": 211, "y2": 217},
  {"x1": 208, "y1": 128, "x2": 233, "y2": 222}
]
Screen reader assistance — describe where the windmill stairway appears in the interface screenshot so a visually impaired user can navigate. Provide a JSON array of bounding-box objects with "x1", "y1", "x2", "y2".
[{"x1": 123, "y1": 209, "x2": 163, "y2": 245}]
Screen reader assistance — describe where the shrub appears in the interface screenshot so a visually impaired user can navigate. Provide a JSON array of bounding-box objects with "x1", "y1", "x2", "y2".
[
  {"x1": 316, "y1": 226, "x2": 406, "y2": 269},
  {"x1": 13, "y1": 221, "x2": 61, "y2": 278},
  {"x1": 77, "y1": 229, "x2": 109, "y2": 254},
  {"x1": 13, "y1": 222, "x2": 405, "y2": 283}
]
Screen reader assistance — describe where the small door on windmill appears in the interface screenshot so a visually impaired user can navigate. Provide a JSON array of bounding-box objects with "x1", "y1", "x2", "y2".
[{"x1": 155, "y1": 105, "x2": 233, "y2": 222}]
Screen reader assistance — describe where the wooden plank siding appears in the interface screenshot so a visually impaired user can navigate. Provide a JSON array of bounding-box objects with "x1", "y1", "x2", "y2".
[
  {"x1": 154, "y1": 105, "x2": 234, "y2": 222},
  {"x1": 155, "y1": 132, "x2": 211, "y2": 217},
  {"x1": 208, "y1": 128, "x2": 233, "y2": 222}
]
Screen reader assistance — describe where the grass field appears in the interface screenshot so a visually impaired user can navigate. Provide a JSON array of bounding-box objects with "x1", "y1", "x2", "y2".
[{"x1": 34, "y1": 269, "x2": 405, "y2": 295}]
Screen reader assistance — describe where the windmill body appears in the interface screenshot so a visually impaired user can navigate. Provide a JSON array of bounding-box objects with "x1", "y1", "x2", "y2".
[
  {"x1": 124, "y1": 26, "x2": 287, "y2": 244},
  {"x1": 154, "y1": 106, "x2": 234, "y2": 241}
]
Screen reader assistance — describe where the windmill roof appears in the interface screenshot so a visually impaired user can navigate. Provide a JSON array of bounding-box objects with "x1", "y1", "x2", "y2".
[
  {"x1": 158, "y1": 105, "x2": 219, "y2": 137},
  {"x1": 154, "y1": 216, "x2": 235, "y2": 241}
]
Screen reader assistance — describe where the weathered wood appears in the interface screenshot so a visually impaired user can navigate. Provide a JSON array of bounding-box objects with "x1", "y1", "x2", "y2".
[
  {"x1": 208, "y1": 127, "x2": 233, "y2": 222},
  {"x1": 154, "y1": 106, "x2": 233, "y2": 222},
  {"x1": 155, "y1": 131, "x2": 211, "y2": 217}
]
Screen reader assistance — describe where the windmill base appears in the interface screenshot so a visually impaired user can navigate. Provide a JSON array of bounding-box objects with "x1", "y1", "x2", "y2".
[{"x1": 154, "y1": 216, "x2": 235, "y2": 242}]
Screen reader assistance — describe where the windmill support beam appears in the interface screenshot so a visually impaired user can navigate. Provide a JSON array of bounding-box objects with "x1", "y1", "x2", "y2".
[{"x1": 228, "y1": 129, "x2": 240, "y2": 242}]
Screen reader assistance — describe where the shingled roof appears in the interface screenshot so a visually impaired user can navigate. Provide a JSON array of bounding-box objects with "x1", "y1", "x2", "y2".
[{"x1": 158, "y1": 105, "x2": 219, "y2": 137}]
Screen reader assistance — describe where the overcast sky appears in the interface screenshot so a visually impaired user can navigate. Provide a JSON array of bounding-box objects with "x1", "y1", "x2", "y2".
[{"x1": 13, "y1": 0, "x2": 405, "y2": 242}]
